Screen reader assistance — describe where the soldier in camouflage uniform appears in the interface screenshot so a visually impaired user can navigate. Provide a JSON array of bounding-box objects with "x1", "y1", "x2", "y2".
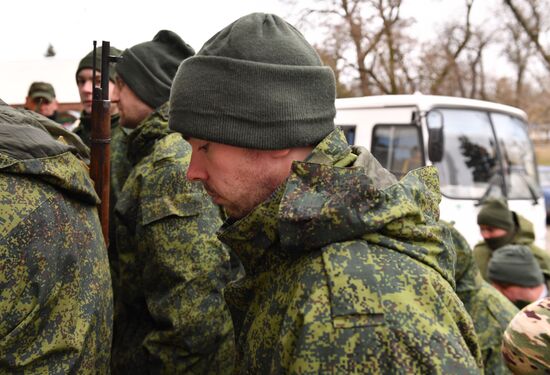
[
  {"x1": 0, "y1": 100, "x2": 112, "y2": 373},
  {"x1": 111, "y1": 31, "x2": 235, "y2": 374},
  {"x1": 447, "y1": 221, "x2": 518, "y2": 374},
  {"x1": 169, "y1": 13, "x2": 482, "y2": 373},
  {"x1": 23, "y1": 81, "x2": 77, "y2": 127},
  {"x1": 74, "y1": 46, "x2": 122, "y2": 146},
  {"x1": 501, "y1": 297, "x2": 550, "y2": 373},
  {"x1": 488, "y1": 245, "x2": 549, "y2": 309},
  {"x1": 74, "y1": 45, "x2": 131, "y2": 209},
  {"x1": 474, "y1": 198, "x2": 550, "y2": 282}
]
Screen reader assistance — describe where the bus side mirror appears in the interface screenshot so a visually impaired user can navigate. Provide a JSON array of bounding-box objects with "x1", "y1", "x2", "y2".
[{"x1": 426, "y1": 110, "x2": 444, "y2": 163}]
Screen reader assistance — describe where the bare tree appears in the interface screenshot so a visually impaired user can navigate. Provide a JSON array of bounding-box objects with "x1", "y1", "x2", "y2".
[
  {"x1": 314, "y1": 23, "x2": 357, "y2": 97},
  {"x1": 280, "y1": 0, "x2": 550, "y2": 124},
  {"x1": 502, "y1": 0, "x2": 550, "y2": 70},
  {"x1": 464, "y1": 29, "x2": 492, "y2": 99},
  {"x1": 427, "y1": 0, "x2": 475, "y2": 94},
  {"x1": 288, "y1": 0, "x2": 415, "y2": 95},
  {"x1": 501, "y1": 19, "x2": 536, "y2": 106}
]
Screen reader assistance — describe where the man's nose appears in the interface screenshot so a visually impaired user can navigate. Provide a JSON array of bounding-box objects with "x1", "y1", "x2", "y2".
[
  {"x1": 186, "y1": 155, "x2": 207, "y2": 181},
  {"x1": 83, "y1": 80, "x2": 94, "y2": 93}
]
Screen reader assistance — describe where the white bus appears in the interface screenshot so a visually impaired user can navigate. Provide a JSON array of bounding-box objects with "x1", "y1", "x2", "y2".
[{"x1": 335, "y1": 93, "x2": 546, "y2": 249}]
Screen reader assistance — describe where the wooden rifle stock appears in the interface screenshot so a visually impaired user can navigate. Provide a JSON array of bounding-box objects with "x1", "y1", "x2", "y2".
[{"x1": 90, "y1": 41, "x2": 112, "y2": 247}]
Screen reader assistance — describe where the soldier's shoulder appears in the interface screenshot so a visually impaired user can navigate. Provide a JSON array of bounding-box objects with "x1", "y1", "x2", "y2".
[
  {"x1": 317, "y1": 239, "x2": 444, "y2": 321},
  {"x1": 151, "y1": 132, "x2": 190, "y2": 164},
  {"x1": 471, "y1": 283, "x2": 518, "y2": 333}
]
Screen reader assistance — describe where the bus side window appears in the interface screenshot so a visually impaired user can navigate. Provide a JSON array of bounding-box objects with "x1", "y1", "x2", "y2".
[
  {"x1": 371, "y1": 124, "x2": 423, "y2": 178},
  {"x1": 338, "y1": 125, "x2": 356, "y2": 145}
]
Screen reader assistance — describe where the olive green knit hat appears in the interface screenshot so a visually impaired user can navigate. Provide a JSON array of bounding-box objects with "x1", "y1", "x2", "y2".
[
  {"x1": 477, "y1": 198, "x2": 515, "y2": 232},
  {"x1": 169, "y1": 13, "x2": 336, "y2": 150},
  {"x1": 76, "y1": 46, "x2": 122, "y2": 82},
  {"x1": 116, "y1": 30, "x2": 195, "y2": 110},
  {"x1": 488, "y1": 244, "x2": 544, "y2": 287}
]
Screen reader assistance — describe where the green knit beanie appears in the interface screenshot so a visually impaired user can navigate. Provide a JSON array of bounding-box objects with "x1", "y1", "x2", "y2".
[
  {"x1": 488, "y1": 245, "x2": 544, "y2": 287},
  {"x1": 477, "y1": 198, "x2": 515, "y2": 232},
  {"x1": 76, "y1": 46, "x2": 122, "y2": 82},
  {"x1": 116, "y1": 30, "x2": 195, "y2": 110},
  {"x1": 169, "y1": 13, "x2": 336, "y2": 150}
]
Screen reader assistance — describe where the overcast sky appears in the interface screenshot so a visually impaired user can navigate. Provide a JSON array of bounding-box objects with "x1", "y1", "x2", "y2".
[
  {"x1": 1, "y1": 0, "x2": 502, "y2": 103},
  {"x1": 3, "y1": 0, "x2": 294, "y2": 61}
]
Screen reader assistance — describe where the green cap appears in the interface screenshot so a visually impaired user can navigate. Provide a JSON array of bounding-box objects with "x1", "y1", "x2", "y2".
[
  {"x1": 27, "y1": 81, "x2": 55, "y2": 102},
  {"x1": 477, "y1": 198, "x2": 515, "y2": 232},
  {"x1": 488, "y1": 244, "x2": 544, "y2": 287},
  {"x1": 76, "y1": 45, "x2": 122, "y2": 82},
  {"x1": 169, "y1": 13, "x2": 336, "y2": 150}
]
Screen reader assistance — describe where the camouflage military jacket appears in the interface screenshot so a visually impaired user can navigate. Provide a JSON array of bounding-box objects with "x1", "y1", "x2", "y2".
[
  {"x1": 0, "y1": 106, "x2": 113, "y2": 373},
  {"x1": 220, "y1": 128, "x2": 483, "y2": 374},
  {"x1": 449, "y1": 222, "x2": 518, "y2": 374},
  {"x1": 107, "y1": 122, "x2": 132, "y2": 297},
  {"x1": 112, "y1": 103, "x2": 235, "y2": 374},
  {"x1": 473, "y1": 214, "x2": 550, "y2": 282},
  {"x1": 501, "y1": 297, "x2": 550, "y2": 373}
]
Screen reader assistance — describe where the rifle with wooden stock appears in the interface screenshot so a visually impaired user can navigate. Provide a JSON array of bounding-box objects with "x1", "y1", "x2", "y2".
[{"x1": 90, "y1": 40, "x2": 114, "y2": 246}]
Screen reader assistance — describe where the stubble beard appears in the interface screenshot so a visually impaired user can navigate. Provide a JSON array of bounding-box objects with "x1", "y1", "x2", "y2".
[{"x1": 222, "y1": 169, "x2": 282, "y2": 220}]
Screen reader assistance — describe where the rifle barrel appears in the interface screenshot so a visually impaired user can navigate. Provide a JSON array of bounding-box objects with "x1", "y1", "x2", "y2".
[{"x1": 90, "y1": 40, "x2": 112, "y2": 247}]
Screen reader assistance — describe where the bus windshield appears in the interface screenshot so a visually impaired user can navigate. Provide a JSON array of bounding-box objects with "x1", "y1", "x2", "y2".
[{"x1": 433, "y1": 108, "x2": 539, "y2": 200}]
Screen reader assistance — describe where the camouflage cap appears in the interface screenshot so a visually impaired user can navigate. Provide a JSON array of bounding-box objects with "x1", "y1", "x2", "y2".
[
  {"x1": 502, "y1": 297, "x2": 550, "y2": 373},
  {"x1": 488, "y1": 244, "x2": 544, "y2": 287},
  {"x1": 27, "y1": 81, "x2": 55, "y2": 102}
]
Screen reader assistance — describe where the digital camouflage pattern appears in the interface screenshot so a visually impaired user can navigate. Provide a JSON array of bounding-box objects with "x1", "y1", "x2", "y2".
[
  {"x1": 107, "y1": 121, "x2": 132, "y2": 305},
  {"x1": 0, "y1": 105, "x2": 112, "y2": 373},
  {"x1": 112, "y1": 102, "x2": 235, "y2": 374},
  {"x1": 501, "y1": 297, "x2": 550, "y2": 373},
  {"x1": 447, "y1": 221, "x2": 518, "y2": 374},
  {"x1": 473, "y1": 214, "x2": 550, "y2": 283},
  {"x1": 220, "y1": 128, "x2": 483, "y2": 374}
]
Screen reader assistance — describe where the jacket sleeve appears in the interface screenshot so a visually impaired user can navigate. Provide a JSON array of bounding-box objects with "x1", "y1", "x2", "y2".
[{"x1": 139, "y1": 182, "x2": 235, "y2": 374}]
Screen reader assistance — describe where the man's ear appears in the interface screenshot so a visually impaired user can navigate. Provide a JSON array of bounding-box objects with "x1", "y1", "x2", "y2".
[{"x1": 24, "y1": 96, "x2": 33, "y2": 107}]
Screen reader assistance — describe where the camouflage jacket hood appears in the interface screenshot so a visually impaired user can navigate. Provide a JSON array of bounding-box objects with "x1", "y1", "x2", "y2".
[
  {"x1": 0, "y1": 104, "x2": 99, "y2": 205},
  {"x1": 512, "y1": 212, "x2": 536, "y2": 244},
  {"x1": 219, "y1": 128, "x2": 456, "y2": 287}
]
